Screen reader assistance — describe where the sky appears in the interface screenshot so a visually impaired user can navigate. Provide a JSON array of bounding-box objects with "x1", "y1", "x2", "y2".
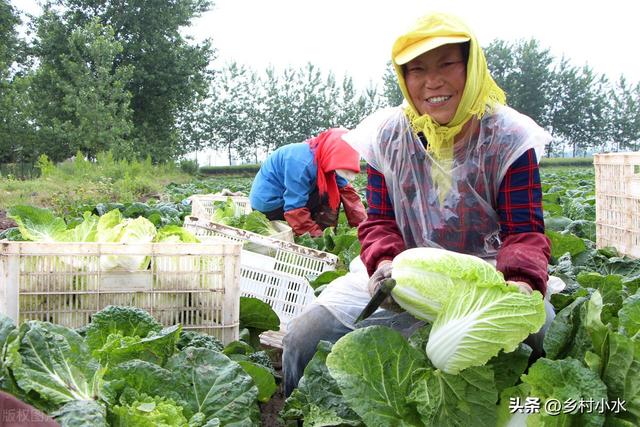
[
  {"x1": 14, "y1": 0, "x2": 638, "y2": 88},
  {"x1": 185, "y1": 0, "x2": 640, "y2": 88}
]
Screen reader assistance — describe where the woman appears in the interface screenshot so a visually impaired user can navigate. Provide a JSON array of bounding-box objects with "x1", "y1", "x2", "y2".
[
  {"x1": 282, "y1": 12, "x2": 556, "y2": 396},
  {"x1": 249, "y1": 128, "x2": 366, "y2": 237}
]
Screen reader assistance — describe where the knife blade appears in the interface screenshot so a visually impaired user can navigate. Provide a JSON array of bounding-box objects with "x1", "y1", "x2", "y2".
[{"x1": 355, "y1": 278, "x2": 396, "y2": 323}]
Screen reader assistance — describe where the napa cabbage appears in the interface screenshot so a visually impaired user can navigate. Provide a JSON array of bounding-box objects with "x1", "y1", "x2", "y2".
[
  {"x1": 210, "y1": 198, "x2": 279, "y2": 236},
  {"x1": 96, "y1": 209, "x2": 157, "y2": 270},
  {"x1": 390, "y1": 247, "x2": 546, "y2": 374},
  {"x1": 390, "y1": 247, "x2": 505, "y2": 322},
  {"x1": 210, "y1": 197, "x2": 243, "y2": 223}
]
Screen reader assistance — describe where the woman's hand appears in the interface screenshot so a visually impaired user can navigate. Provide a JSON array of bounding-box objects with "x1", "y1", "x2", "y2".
[
  {"x1": 367, "y1": 260, "x2": 402, "y2": 311},
  {"x1": 507, "y1": 280, "x2": 533, "y2": 295},
  {"x1": 368, "y1": 260, "x2": 393, "y2": 297}
]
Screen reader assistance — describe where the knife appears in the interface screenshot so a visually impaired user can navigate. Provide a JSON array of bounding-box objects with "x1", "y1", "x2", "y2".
[{"x1": 355, "y1": 278, "x2": 396, "y2": 323}]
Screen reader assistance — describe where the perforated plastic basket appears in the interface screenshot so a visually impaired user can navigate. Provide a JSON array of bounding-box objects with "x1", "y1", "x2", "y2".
[
  {"x1": 188, "y1": 194, "x2": 252, "y2": 219},
  {"x1": 0, "y1": 240, "x2": 242, "y2": 344},
  {"x1": 239, "y1": 251, "x2": 316, "y2": 347},
  {"x1": 594, "y1": 152, "x2": 640, "y2": 258},
  {"x1": 186, "y1": 195, "x2": 294, "y2": 243},
  {"x1": 183, "y1": 216, "x2": 339, "y2": 346}
]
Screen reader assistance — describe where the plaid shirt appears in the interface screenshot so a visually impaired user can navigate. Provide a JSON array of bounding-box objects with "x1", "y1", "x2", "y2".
[
  {"x1": 361, "y1": 147, "x2": 550, "y2": 293},
  {"x1": 366, "y1": 147, "x2": 544, "y2": 242}
]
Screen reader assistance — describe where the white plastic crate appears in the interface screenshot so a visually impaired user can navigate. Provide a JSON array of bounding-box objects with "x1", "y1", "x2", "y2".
[
  {"x1": 185, "y1": 214, "x2": 295, "y2": 246},
  {"x1": 0, "y1": 240, "x2": 242, "y2": 344},
  {"x1": 183, "y1": 216, "x2": 339, "y2": 346},
  {"x1": 594, "y1": 152, "x2": 640, "y2": 258},
  {"x1": 240, "y1": 251, "x2": 316, "y2": 347},
  {"x1": 186, "y1": 195, "x2": 294, "y2": 243},
  {"x1": 188, "y1": 194, "x2": 252, "y2": 219}
]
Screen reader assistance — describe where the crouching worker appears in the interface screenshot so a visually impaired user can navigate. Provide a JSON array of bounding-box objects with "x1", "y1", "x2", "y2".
[
  {"x1": 249, "y1": 128, "x2": 366, "y2": 237},
  {"x1": 283, "y1": 11, "x2": 560, "y2": 397}
]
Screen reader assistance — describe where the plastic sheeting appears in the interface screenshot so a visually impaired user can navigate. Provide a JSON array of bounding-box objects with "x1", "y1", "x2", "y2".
[{"x1": 344, "y1": 105, "x2": 551, "y2": 259}]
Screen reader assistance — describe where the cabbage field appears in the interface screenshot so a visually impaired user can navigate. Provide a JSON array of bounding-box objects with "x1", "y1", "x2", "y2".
[{"x1": 1, "y1": 165, "x2": 639, "y2": 426}]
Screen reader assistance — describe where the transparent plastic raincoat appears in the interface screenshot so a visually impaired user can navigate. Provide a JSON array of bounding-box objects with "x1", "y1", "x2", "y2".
[{"x1": 345, "y1": 104, "x2": 550, "y2": 259}]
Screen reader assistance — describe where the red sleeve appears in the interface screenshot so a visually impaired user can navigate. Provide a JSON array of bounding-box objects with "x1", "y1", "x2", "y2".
[
  {"x1": 358, "y1": 214, "x2": 406, "y2": 277},
  {"x1": 496, "y1": 232, "x2": 551, "y2": 296}
]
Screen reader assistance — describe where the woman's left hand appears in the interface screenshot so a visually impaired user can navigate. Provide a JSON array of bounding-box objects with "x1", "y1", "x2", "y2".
[{"x1": 507, "y1": 281, "x2": 533, "y2": 295}]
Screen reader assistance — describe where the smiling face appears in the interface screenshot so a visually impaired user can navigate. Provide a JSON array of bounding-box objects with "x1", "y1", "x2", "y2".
[{"x1": 403, "y1": 43, "x2": 467, "y2": 125}]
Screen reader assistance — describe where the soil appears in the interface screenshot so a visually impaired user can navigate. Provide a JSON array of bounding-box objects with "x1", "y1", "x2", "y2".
[
  {"x1": 260, "y1": 346, "x2": 287, "y2": 426},
  {"x1": 0, "y1": 209, "x2": 17, "y2": 232}
]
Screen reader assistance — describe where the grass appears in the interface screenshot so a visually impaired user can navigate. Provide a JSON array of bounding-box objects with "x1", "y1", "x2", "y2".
[
  {"x1": 539, "y1": 157, "x2": 594, "y2": 167},
  {"x1": 0, "y1": 152, "x2": 193, "y2": 215},
  {"x1": 0, "y1": 151, "x2": 597, "y2": 217}
]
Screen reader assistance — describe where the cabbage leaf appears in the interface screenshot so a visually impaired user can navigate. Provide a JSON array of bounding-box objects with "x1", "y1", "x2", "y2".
[{"x1": 426, "y1": 284, "x2": 545, "y2": 374}]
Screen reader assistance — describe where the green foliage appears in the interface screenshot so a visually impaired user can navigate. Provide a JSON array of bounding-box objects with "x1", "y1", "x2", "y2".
[
  {"x1": 207, "y1": 62, "x2": 381, "y2": 164},
  {"x1": 176, "y1": 331, "x2": 224, "y2": 353},
  {"x1": 35, "y1": 154, "x2": 55, "y2": 177},
  {"x1": 295, "y1": 224, "x2": 361, "y2": 271},
  {"x1": 610, "y1": 77, "x2": 640, "y2": 151},
  {"x1": 110, "y1": 393, "x2": 189, "y2": 427},
  {"x1": 486, "y1": 39, "x2": 554, "y2": 128},
  {"x1": 484, "y1": 39, "x2": 614, "y2": 157},
  {"x1": 51, "y1": 400, "x2": 108, "y2": 427},
  {"x1": 381, "y1": 60, "x2": 404, "y2": 107},
  {"x1": 178, "y1": 159, "x2": 199, "y2": 175},
  {"x1": 0, "y1": 304, "x2": 274, "y2": 426},
  {"x1": 0, "y1": 1, "x2": 20, "y2": 70},
  {"x1": 236, "y1": 361, "x2": 277, "y2": 403},
  {"x1": 281, "y1": 341, "x2": 362, "y2": 426},
  {"x1": 239, "y1": 296, "x2": 280, "y2": 349},
  {"x1": 0, "y1": 151, "x2": 192, "y2": 211},
  {"x1": 28, "y1": 13, "x2": 134, "y2": 162},
  {"x1": 522, "y1": 358, "x2": 608, "y2": 426},
  {"x1": 212, "y1": 200, "x2": 280, "y2": 236},
  {"x1": 53, "y1": 0, "x2": 214, "y2": 162},
  {"x1": 539, "y1": 157, "x2": 594, "y2": 167}
]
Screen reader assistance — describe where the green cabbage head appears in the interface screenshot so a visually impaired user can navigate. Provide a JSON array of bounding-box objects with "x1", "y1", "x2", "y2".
[
  {"x1": 391, "y1": 247, "x2": 546, "y2": 374},
  {"x1": 391, "y1": 247, "x2": 505, "y2": 321}
]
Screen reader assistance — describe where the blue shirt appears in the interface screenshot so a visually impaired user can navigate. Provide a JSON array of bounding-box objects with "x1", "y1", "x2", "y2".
[{"x1": 249, "y1": 142, "x2": 348, "y2": 212}]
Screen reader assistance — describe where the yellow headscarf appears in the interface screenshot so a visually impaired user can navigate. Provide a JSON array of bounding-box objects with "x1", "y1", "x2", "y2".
[{"x1": 391, "y1": 12, "x2": 506, "y2": 197}]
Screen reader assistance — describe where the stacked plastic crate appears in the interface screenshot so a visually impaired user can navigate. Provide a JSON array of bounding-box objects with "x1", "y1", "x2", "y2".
[
  {"x1": 183, "y1": 214, "x2": 339, "y2": 347},
  {"x1": 594, "y1": 152, "x2": 640, "y2": 258},
  {"x1": 0, "y1": 239, "x2": 242, "y2": 344}
]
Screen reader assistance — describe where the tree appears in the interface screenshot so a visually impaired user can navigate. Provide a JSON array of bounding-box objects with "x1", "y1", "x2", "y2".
[
  {"x1": 0, "y1": 0, "x2": 20, "y2": 71},
  {"x1": 207, "y1": 62, "x2": 255, "y2": 164},
  {"x1": 336, "y1": 76, "x2": 381, "y2": 129},
  {"x1": 0, "y1": 0, "x2": 27, "y2": 163},
  {"x1": 48, "y1": 0, "x2": 215, "y2": 161},
  {"x1": 29, "y1": 13, "x2": 134, "y2": 161},
  {"x1": 609, "y1": 77, "x2": 640, "y2": 151},
  {"x1": 548, "y1": 62, "x2": 609, "y2": 156},
  {"x1": 485, "y1": 39, "x2": 555, "y2": 128},
  {"x1": 255, "y1": 67, "x2": 295, "y2": 155},
  {"x1": 381, "y1": 60, "x2": 403, "y2": 107},
  {"x1": 293, "y1": 63, "x2": 337, "y2": 143}
]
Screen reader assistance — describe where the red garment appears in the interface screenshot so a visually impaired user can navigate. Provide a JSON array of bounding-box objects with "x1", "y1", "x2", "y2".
[
  {"x1": 339, "y1": 184, "x2": 367, "y2": 227},
  {"x1": 284, "y1": 207, "x2": 323, "y2": 237},
  {"x1": 358, "y1": 215, "x2": 405, "y2": 276},
  {"x1": 359, "y1": 149, "x2": 551, "y2": 295},
  {"x1": 496, "y1": 232, "x2": 550, "y2": 295},
  {"x1": 307, "y1": 128, "x2": 360, "y2": 210}
]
